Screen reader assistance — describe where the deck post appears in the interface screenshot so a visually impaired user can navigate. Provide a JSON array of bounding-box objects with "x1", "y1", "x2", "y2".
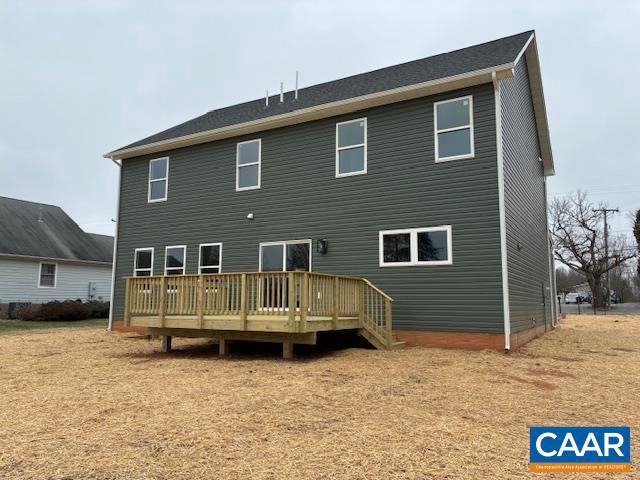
[
  {"x1": 332, "y1": 276, "x2": 338, "y2": 329},
  {"x1": 385, "y1": 299, "x2": 393, "y2": 349},
  {"x1": 358, "y1": 280, "x2": 365, "y2": 327},
  {"x1": 300, "y1": 272, "x2": 309, "y2": 333},
  {"x1": 197, "y1": 275, "x2": 205, "y2": 329},
  {"x1": 159, "y1": 276, "x2": 167, "y2": 328},
  {"x1": 240, "y1": 273, "x2": 248, "y2": 330},
  {"x1": 219, "y1": 338, "x2": 228, "y2": 356},
  {"x1": 287, "y1": 272, "x2": 296, "y2": 331},
  {"x1": 161, "y1": 335, "x2": 172, "y2": 352},
  {"x1": 283, "y1": 341, "x2": 294, "y2": 359},
  {"x1": 124, "y1": 278, "x2": 131, "y2": 327}
]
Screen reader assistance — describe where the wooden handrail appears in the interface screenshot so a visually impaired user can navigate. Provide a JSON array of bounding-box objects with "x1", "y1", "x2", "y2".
[{"x1": 361, "y1": 278, "x2": 394, "y2": 302}]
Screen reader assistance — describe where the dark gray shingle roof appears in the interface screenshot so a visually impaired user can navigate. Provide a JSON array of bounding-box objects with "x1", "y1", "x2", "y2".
[
  {"x1": 0, "y1": 197, "x2": 113, "y2": 263},
  {"x1": 115, "y1": 31, "x2": 533, "y2": 152}
]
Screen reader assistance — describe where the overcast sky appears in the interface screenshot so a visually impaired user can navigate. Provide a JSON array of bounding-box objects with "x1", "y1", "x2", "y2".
[{"x1": 1, "y1": 0, "x2": 638, "y2": 237}]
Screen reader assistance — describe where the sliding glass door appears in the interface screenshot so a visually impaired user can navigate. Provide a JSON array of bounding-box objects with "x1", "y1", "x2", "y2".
[{"x1": 259, "y1": 240, "x2": 311, "y2": 311}]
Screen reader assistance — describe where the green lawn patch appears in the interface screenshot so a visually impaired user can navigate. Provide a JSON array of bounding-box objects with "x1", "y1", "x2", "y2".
[{"x1": 0, "y1": 318, "x2": 107, "y2": 334}]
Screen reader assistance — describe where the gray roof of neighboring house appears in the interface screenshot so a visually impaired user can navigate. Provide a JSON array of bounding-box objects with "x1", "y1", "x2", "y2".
[
  {"x1": 113, "y1": 31, "x2": 533, "y2": 153},
  {"x1": 0, "y1": 197, "x2": 113, "y2": 263}
]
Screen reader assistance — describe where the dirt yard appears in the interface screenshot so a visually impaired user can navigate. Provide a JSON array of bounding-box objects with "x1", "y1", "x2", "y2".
[{"x1": 0, "y1": 315, "x2": 638, "y2": 479}]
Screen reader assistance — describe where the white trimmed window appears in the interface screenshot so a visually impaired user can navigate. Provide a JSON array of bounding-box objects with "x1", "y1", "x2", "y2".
[
  {"x1": 199, "y1": 243, "x2": 222, "y2": 273},
  {"x1": 434, "y1": 96, "x2": 474, "y2": 162},
  {"x1": 38, "y1": 262, "x2": 57, "y2": 287},
  {"x1": 164, "y1": 245, "x2": 186, "y2": 275},
  {"x1": 236, "y1": 139, "x2": 261, "y2": 191},
  {"x1": 379, "y1": 226, "x2": 452, "y2": 267},
  {"x1": 336, "y1": 118, "x2": 367, "y2": 177},
  {"x1": 134, "y1": 248, "x2": 154, "y2": 277},
  {"x1": 148, "y1": 157, "x2": 169, "y2": 202}
]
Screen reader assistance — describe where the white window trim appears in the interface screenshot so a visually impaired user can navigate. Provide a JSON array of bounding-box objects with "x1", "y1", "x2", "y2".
[
  {"x1": 434, "y1": 96, "x2": 474, "y2": 162},
  {"x1": 236, "y1": 139, "x2": 262, "y2": 191},
  {"x1": 148, "y1": 157, "x2": 169, "y2": 203},
  {"x1": 379, "y1": 225, "x2": 453, "y2": 267},
  {"x1": 198, "y1": 243, "x2": 223, "y2": 274},
  {"x1": 133, "y1": 247, "x2": 154, "y2": 276},
  {"x1": 164, "y1": 245, "x2": 186, "y2": 275},
  {"x1": 258, "y1": 239, "x2": 313, "y2": 272},
  {"x1": 335, "y1": 117, "x2": 367, "y2": 177},
  {"x1": 38, "y1": 262, "x2": 58, "y2": 288}
]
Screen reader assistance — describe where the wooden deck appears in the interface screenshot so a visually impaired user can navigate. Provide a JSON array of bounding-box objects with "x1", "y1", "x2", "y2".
[{"x1": 124, "y1": 272, "x2": 403, "y2": 356}]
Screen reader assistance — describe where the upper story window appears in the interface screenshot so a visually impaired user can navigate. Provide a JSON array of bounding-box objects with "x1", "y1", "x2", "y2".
[
  {"x1": 38, "y1": 262, "x2": 57, "y2": 287},
  {"x1": 199, "y1": 243, "x2": 222, "y2": 273},
  {"x1": 379, "y1": 226, "x2": 452, "y2": 267},
  {"x1": 148, "y1": 157, "x2": 169, "y2": 202},
  {"x1": 434, "y1": 96, "x2": 474, "y2": 162},
  {"x1": 236, "y1": 139, "x2": 261, "y2": 191},
  {"x1": 165, "y1": 245, "x2": 186, "y2": 275},
  {"x1": 336, "y1": 118, "x2": 367, "y2": 177},
  {"x1": 134, "y1": 248, "x2": 154, "y2": 276}
]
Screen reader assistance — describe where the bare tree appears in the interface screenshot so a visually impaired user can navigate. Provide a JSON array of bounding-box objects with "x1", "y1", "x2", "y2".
[{"x1": 550, "y1": 191, "x2": 636, "y2": 308}]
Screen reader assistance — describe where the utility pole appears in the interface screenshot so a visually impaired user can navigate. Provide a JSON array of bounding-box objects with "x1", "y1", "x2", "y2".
[{"x1": 593, "y1": 207, "x2": 619, "y2": 311}]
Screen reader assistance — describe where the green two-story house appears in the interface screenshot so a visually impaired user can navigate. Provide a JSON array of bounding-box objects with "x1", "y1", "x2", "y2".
[{"x1": 105, "y1": 31, "x2": 556, "y2": 354}]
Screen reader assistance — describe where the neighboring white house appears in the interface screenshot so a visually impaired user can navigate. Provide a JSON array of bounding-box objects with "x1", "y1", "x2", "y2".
[{"x1": 0, "y1": 196, "x2": 113, "y2": 316}]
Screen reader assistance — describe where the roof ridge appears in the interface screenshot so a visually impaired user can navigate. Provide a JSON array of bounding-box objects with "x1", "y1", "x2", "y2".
[{"x1": 0, "y1": 195, "x2": 62, "y2": 209}]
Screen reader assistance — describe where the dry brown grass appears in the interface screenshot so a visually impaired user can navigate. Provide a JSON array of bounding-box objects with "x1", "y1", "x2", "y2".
[{"x1": 0, "y1": 315, "x2": 638, "y2": 479}]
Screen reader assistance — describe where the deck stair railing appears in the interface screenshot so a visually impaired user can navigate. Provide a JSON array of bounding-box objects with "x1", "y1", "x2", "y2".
[{"x1": 124, "y1": 271, "x2": 400, "y2": 349}]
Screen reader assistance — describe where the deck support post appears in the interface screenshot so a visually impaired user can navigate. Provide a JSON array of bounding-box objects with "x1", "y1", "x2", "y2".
[
  {"x1": 283, "y1": 341, "x2": 294, "y2": 359},
  {"x1": 161, "y1": 335, "x2": 172, "y2": 352},
  {"x1": 219, "y1": 338, "x2": 228, "y2": 357}
]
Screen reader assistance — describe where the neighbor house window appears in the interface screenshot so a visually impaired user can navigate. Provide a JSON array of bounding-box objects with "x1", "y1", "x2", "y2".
[
  {"x1": 164, "y1": 246, "x2": 186, "y2": 275},
  {"x1": 236, "y1": 139, "x2": 261, "y2": 191},
  {"x1": 199, "y1": 243, "x2": 222, "y2": 273},
  {"x1": 148, "y1": 157, "x2": 169, "y2": 202},
  {"x1": 379, "y1": 226, "x2": 452, "y2": 266},
  {"x1": 134, "y1": 248, "x2": 154, "y2": 276},
  {"x1": 38, "y1": 262, "x2": 57, "y2": 287},
  {"x1": 336, "y1": 118, "x2": 367, "y2": 177},
  {"x1": 434, "y1": 96, "x2": 474, "y2": 161}
]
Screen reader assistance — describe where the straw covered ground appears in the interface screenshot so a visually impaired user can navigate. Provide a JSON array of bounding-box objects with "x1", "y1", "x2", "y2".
[{"x1": 0, "y1": 315, "x2": 638, "y2": 479}]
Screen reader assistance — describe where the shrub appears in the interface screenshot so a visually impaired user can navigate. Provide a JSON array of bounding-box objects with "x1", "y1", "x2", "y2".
[
  {"x1": 86, "y1": 301, "x2": 110, "y2": 318},
  {"x1": 18, "y1": 301, "x2": 90, "y2": 322}
]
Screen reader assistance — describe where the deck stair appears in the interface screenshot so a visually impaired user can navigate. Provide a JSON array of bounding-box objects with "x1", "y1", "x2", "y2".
[{"x1": 124, "y1": 271, "x2": 401, "y2": 354}]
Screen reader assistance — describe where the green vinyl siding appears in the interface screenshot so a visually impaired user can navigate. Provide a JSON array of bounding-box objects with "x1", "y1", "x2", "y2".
[
  {"x1": 113, "y1": 83, "x2": 506, "y2": 332},
  {"x1": 502, "y1": 58, "x2": 553, "y2": 333}
]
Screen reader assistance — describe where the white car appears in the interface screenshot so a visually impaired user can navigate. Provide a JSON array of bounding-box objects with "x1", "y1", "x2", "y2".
[{"x1": 565, "y1": 293, "x2": 579, "y2": 304}]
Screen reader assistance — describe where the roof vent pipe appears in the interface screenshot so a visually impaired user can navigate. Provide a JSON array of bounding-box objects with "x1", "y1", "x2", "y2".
[
  {"x1": 265, "y1": 90, "x2": 269, "y2": 107},
  {"x1": 279, "y1": 82, "x2": 284, "y2": 103},
  {"x1": 295, "y1": 71, "x2": 299, "y2": 100}
]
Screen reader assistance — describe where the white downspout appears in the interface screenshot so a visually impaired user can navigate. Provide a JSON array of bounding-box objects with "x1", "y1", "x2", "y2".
[
  {"x1": 493, "y1": 72, "x2": 511, "y2": 351},
  {"x1": 107, "y1": 157, "x2": 121, "y2": 331}
]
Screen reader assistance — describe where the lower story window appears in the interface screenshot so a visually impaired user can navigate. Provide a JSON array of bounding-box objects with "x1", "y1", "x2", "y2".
[
  {"x1": 379, "y1": 226, "x2": 452, "y2": 266},
  {"x1": 39, "y1": 262, "x2": 57, "y2": 287},
  {"x1": 199, "y1": 243, "x2": 222, "y2": 273},
  {"x1": 165, "y1": 245, "x2": 186, "y2": 275},
  {"x1": 134, "y1": 248, "x2": 154, "y2": 276}
]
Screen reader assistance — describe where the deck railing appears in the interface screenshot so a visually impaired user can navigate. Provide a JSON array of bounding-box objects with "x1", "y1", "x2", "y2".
[{"x1": 124, "y1": 271, "x2": 394, "y2": 345}]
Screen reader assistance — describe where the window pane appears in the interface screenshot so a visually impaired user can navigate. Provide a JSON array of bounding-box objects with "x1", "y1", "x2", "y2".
[
  {"x1": 238, "y1": 164, "x2": 259, "y2": 188},
  {"x1": 417, "y1": 231, "x2": 448, "y2": 262},
  {"x1": 338, "y1": 120, "x2": 365, "y2": 147},
  {"x1": 383, "y1": 234, "x2": 411, "y2": 263},
  {"x1": 438, "y1": 129, "x2": 471, "y2": 159},
  {"x1": 261, "y1": 244, "x2": 283, "y2": 272},
  {"x1": 150, "y1": 158, "x2": 167, "y2": 180},
  {"x1": 135, "y1": 270, "x2": 151, "y2": 277},
  {"x1": 286, "y1": 243, "x2": 310, "y2": 271},
  {"x1": 42, "y1": 264, "x2": 56, "y2": 275},
  {"x1": 200, "y1": 266, "x2": 220, "y2": 274},
  {"x1": 238, "y1": 141, "x2": 260, "y2": 165},
  {"x1": 149, "y1": 180, "x2": 166, "y2": 200},
  {"x1": 166, "y1": 269, "x2": 184, "y2": 276},
  {"x1": 200, "y1": 245, "x2": 220, "y2": 267},
  {"x1": 166, "y1": 247, "x2": 184, "y2": 268},
  {"x1": 136, "y1": 250, "x2": 152, "y2": 269},
  {"x1": 436, "y1": 98, "x2": 470, "y2": 130},
  {"x1": 338, "y1": 147, "x2": 365, "y2": 174}
]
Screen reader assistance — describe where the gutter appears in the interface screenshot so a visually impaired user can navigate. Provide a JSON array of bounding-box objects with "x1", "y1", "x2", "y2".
[
  {"x1": 107, "y1": 158, "x2": 121, "y2": 331},
  {"x1": 0, "y1": 253, "x2": 112, "y2": 267},
  {"x1": 493, "y1": 71, "x2": 511, "y2": 352}
]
